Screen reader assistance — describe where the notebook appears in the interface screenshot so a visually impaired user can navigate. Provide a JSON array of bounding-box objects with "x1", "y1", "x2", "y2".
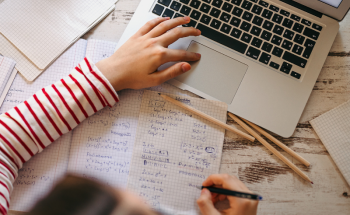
[
  {"x1": 0, "y1": 56, "x2": 17, "y2": 108},
  {"x1": 310, "y1": 100, "x2": 350, "y2": 186},
  {"x1": 0, "y1": 0, "x2": 117, "y2": 81},
  {"x1": 127, "y1": 91, "x2": 227, "y2": 215},
  {"x1": 1, "y1": 38, "x2": 201, "y2": 212}
]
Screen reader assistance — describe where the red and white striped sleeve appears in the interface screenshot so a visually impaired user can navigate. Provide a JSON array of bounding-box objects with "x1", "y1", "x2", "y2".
[{"x1": 0, "y1": 57, "x2": 119, "y2": 214}]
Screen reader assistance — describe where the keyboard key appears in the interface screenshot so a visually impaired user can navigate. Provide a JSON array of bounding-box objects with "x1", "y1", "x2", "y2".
[
  {"x1": 221, "y1": 23, "x2": 232, "y2": 34},
  {"x1": 240, "y1": 21, "x2": 251, "y2": 32},
  {"x1": 303, "y1": 39, "x2": 315, "y2": 59},
  {"x1": 232, "y1": 7, "x2": 243, "y2": 17},
  {"x1": 241, "y1": 1, "x2": 253, "y2": 10},
  {"x1": 282, "y1": 18, "x2": 293, "y2": 28},
  {"x1": 241, "y1": 32, "x2": 252, "y2": 43},
  {"x1": 220, "y1": 12, "x2": 231, "y2": 22},
  {"x1": 259, "y1": 52, "x2": 271, "y2": 64},
  {"x1": 246, "y1": 46, "x2": 261, "y2": 60},
  {"x1": 291, "y1": 14, "x2": 300, "y2": 22},
  {"x1": 281, "y1": 39, "x2": 293, "y2": 50},
  {"x1": 249, "y1": 0, "x2": 258, "y2": 3},
  {"x1": 312, "y1": 23, "x2": 322, "y2": 31},
  {"x1": 280, "y1": 9, "x2": 290, "y2": 17},
  {"x1": 190, "y1": 0, "x2": 201, "y2": 9},
  {"x1": 293, "y1": 23, "x2": 304, "y2": 33},
  {"x1": 183, "y1": 19, "x2": 197, "y2": 27},
  {"x1": 180, "y1": 5, "x2": 192, "y2": 15},
  {"x1": 272, "y1": 14, "x2": 283, "y2": 24},
  {"x1": 210, "y1": 7, "x2": 221, "y2": 17},
  {"x1": 301, "y1": 19, "x2": 311, "y2": 26},
  {"x1": 222, "y1": 2, "x2": 234, "y2": 12},
  {"x1": 252, "y1": 5, "x2": 263, "y2": 15},
  {"x1": 283, "y1": 29, "x2": 294, "y2": 40},
  {"x1": 212, "y1": 0, "x2": 223, "y2": 8},
  {"x1": 293, "y1": 34, "x2": 305, "y2": 45},
  {"x1": 230, "y1": 17, "x2": 241, "y2": 27},
  {"x1": 231, "y1": 28, "x2": 242, "y2": 38},
  {"x1": 269, "y1": 61, "x2": 279, "y2": 69},
  {"x1": 283, "y1": 51, "x2": 307, "y2": 68},
  {"x1": 281, "y1": 62, "x2": 292, "y2": 71},
  {"x1": 303, "y1": 27, "x2": 320, "y2": 40},
  {"x1": 262, "y1": 42, "x2": 273, "y2": 52},
  {"x1": 292, "y1": 44, "x2": 303, "y2": 55},
  {"x1": 158, "y1": 0, "x2": 172, "y2": 7},
  {"x1": 174, "y1": 13, "x2": 184, "y2": 18},
  {"x1": 269, "y1": 5, "x2": 279, "y2": 12},
  {"x1": 304, "y1": 38, "x2": 316, "y2": 49},
  {"x1": 273, "y1": 25, "x2": 284, "y2": 35},
  {"x1": 291, "y1": 71, "x2": 301, "y2": 79},
  {"x1": 202, "y1": 0, "x2": 211, "y2": 3},
  {"x1": 259, "y1": 0, "x2": 269, "y2": 7},
  {"x1": 180, "y1": 0, "x2": 190, "y2": 4},
  {"x1": 262, "y1": 20, "x2": 274, "y2": 31},
  {"x1": 162, "y1": 8, "x2": 175, "y2": 18},
  {"x1": 262, "y1": 9, "x2": 273, "y2": 19},
  {"x1": 272, "y1": 47, "x2": 283, "y2": 57},
  {"x1": 197, "y1": 23, "x2": 248, "y2": 53},
  {"x1": 200, "y1": 14, "x2": 212, "y2": 24},
  {"x1": 190, "y1": 10, "x2": 202, "y2": 20},
  {"x1": 231, "y1": 0, "x2": 242, "y2": 6},
  {"x1": 242, "y1": 11, "x2": 253, "y2": 21},
  {"x1": 252, "y1": 16, "x2": 263, "y2": 26},
  {"x1": 261, "y1": 30, "x2": 272, "y2": 41},
  {"x1": 153, "y1": 4, "x2": 165, "y2": 16},
  {"x1": 251, "y1": 26, "x2": 262, "y2": 36},
  {"x1": 200, "y1": 3, "x2": 211, "y2": 13},
  {"x1": 211, "y1": 19, "x2": 222, "y2": 29},
  {"x1": 252, "y1": 37, "x2": 263, "y2": 48},
  {"x1": 271, "y1": 35, "x2": 282, "y2": 46},
  {"x1": 170, "y1": 1, "x2": 182, "y2": 11},
  {"x1": 280, "y1": 67, "x2": 290, "y2": 74}
]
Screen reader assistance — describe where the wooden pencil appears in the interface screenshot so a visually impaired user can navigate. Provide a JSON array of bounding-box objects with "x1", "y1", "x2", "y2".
[
  {"x1": 227, "y1": 113, "x2": 313, "y2": 184},
  {"x1": 159, "y1": 94, "x2": 255, "y2": 142},
  {"x1": 242, "y1": 118, "x2": 311, "y2": 167}
]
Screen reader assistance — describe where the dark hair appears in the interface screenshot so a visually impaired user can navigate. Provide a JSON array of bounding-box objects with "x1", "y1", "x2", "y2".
[{"x1": 28, "y1": 174, "x2": 119, "y2": 215}]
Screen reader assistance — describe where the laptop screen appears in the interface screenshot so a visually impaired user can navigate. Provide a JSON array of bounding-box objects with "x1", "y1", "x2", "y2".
[{"x1": 319, "y1": 0, "x2": 343, "y2": 8}]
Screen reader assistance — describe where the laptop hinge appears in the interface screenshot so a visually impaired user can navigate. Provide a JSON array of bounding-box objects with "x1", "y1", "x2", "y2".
[{"x1": 279, "y1": 0, "x2": 323, "y2": 18}]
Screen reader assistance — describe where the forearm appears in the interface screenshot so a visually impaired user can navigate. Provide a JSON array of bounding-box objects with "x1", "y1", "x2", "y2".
[{"x1": 0, "y1": 57, "x2": 118, "y2": 214}]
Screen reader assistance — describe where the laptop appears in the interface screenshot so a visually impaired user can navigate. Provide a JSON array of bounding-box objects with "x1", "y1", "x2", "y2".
[{"x1": 116, "y1": 0, "x2": 350, "y2": 137}]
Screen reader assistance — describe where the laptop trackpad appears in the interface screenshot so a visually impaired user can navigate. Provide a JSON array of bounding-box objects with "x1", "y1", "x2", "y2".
[{"x1": 175, "y1": 41, "x2": 248, "y2": 104}]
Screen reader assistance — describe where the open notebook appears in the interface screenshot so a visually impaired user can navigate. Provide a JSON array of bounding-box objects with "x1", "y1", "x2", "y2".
[
  {"x1": 0, "y1": 56, "x2": 17, "y2": 108},
  {"x1": 310, "y1": 100, "x2": 350, "y2": 186},
  {"x1": 1, "y1": 39, "x2": 217, "y2": 212}
]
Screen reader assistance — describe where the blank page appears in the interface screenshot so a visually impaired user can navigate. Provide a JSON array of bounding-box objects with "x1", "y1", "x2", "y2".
[
  {"x1": 2, "y1": 39, "x2": 87, "y2": 212},
  {"x1": 310, "y1": 100, "x2": 350, "y2": 186},
  {"x1": 127, "y1": 91, "x2": 227, "y2": 215}
]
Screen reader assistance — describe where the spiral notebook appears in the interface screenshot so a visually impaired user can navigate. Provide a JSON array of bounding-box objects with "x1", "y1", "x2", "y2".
[{"x1": 310, "y1": 100, "x2": 350, "y2": 186}]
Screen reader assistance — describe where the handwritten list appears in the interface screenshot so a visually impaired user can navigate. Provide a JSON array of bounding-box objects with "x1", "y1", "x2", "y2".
[{"x1": 127, "y1": 91, "x2": 227, "y2": 215}]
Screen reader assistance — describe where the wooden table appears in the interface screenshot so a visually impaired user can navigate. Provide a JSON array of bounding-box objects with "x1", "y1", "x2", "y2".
[{"x1": 10, "y1": 0, "x2": 350, "y2": 214}]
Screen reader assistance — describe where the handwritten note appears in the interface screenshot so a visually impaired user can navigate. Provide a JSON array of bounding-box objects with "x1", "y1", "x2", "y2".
[{"x1": 127, "y1": 91, "x2": 227, "y2": 214}]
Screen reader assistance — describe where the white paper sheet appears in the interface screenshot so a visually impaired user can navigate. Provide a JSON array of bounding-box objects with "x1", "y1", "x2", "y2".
[
  {"x1": 127, "y1": 91, "x2": 227, "y2": 215},
  {"x1": 0, "y1": 56, "x2": 16, "y2": 107}
]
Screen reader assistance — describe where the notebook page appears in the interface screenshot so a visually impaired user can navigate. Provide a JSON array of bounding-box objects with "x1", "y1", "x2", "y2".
[
  {"x1": 0, "y1": 56, "x2": 16, "y2": 107},
  {"x1": 127, "y1": 91, "x2": 227, "y2": 215},
  {"x1": 0, "y1": 68, "x2": 17, "y2": 109},
  {"x1": 0, "y1": 39, "x2": 88, "y2": 212},
  {"x1": 310, "y1": 100, "x2": 350, "y2": 186},
  {"x1": 68, "y1": 39, "x2": 197, "y2": 188}
]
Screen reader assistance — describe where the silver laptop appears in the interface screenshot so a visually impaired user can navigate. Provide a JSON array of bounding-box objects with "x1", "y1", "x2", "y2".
[{"x1": 116, "y1": 0, "x2": 350, "y2": 137}]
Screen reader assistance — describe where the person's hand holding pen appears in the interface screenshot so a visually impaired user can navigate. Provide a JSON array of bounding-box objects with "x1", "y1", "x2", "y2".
[{"x1": 197, "y1": 174, "x2": 259, "y2": 215}]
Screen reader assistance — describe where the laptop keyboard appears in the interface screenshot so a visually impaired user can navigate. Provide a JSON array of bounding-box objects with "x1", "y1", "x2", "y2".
[{"x1": 152, "y1": 0, "x2": 323, "y2": 80}]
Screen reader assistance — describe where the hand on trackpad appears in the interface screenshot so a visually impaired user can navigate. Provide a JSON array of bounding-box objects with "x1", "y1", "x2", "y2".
[{"x1": 175, "y1": 41, "x2": 248, "y2": 104}]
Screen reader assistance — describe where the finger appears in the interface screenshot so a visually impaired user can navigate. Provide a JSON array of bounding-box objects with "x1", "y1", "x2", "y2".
[
  {"x1": 202, "y1": 174, "x2": 242, "y2": 190},
  {"x1": 147, "y1": 16, "x2": 191, "y2": 38},
  {"x1": 197, "y1": 189, "x2": 221, "y2": 215},
  {"x1": 136, "y1": 17, "x2": 170, "y2": 36},
  {"x1": 158, "y1": 26, "x2": 201, "y2": 47},
  {"x1": 151, "y1": 62, "x2": 191, "y2": 85},
  {"x1": 160, "y1": 49, "x2": 201, "y2": 64}
]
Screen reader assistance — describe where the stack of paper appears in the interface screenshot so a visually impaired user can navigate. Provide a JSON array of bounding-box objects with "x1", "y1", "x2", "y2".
[{"x1": 0, "y1": 0, "x2": 118, "y2": 81}]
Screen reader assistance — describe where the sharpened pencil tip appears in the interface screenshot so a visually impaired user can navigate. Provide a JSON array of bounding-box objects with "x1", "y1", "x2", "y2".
[{"x1": 158, "y1": 93, "x2": 161, "y2": 95}]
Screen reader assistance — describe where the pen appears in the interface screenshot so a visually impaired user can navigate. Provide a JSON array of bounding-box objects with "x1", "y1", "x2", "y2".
[{"x1": 200, "y1": 186, "x2": 263, "y2": 201}]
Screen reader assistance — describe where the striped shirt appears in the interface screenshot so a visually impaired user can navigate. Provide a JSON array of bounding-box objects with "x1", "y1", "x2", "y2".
[{"x1": 0, "y1": 57, "x2": 119, "y2": 214}]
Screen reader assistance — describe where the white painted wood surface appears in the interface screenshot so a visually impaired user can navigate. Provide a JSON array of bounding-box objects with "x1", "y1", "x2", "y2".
[{"x1": 9, "y1": 0, "x2": 350, "y2": 214}]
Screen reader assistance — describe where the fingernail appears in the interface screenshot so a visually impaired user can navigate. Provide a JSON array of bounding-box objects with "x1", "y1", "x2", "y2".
[
  {"x1": 196, "y1": 53, "x2": 201, "y2": 58},
  {"x1": 164, "y1": 17, "x2": 170, "y2": 20},
  {"x1": 183, "y1": 16, "x2": 190, "y2": 22},
  {"x1": 182, "y1": 63, "x2": 191, "y2": 72},
  {"x1": 201, "y1": 189, "x2": 210, "y2": 195},
  {"x1": 197, "y1": 29, "x2": 201, "y2": 35}
]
